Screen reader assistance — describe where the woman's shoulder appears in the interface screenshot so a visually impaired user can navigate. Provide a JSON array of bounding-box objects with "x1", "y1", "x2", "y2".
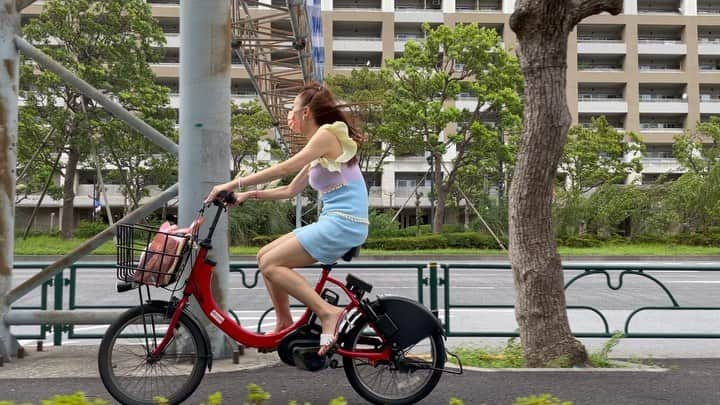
[{"x1": 312, "y1": 121, "x2": 356, "y2": 172}]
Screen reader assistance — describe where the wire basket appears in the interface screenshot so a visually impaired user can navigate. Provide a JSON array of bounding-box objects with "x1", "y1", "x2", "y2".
[{"x1": 116, "y1": 223, "x2": 194, "y2": 289}]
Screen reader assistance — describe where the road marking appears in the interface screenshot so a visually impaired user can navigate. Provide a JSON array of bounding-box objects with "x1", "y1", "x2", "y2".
[{"x1": 665, "y1": 280, "x2": 720, "y2": 284}]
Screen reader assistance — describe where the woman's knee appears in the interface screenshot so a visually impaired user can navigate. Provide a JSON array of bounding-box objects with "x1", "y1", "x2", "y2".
[{"x1": 258, "y1": 255, "x2": 278, "y2": 278}]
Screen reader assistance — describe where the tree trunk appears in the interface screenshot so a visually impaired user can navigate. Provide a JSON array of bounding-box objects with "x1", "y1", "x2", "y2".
[
  {"x1": 433, "y1": 189, "x2": 446, "y2": 234},
  {"x1": 508, "y1": 0, "x2": 622, "y2": 367},
  {"x1": 60, "y1": 147, "x2": 79, "y2": 239},
  {"x1": 432, "y1": 154, "x2": 445, "y2": 233}
]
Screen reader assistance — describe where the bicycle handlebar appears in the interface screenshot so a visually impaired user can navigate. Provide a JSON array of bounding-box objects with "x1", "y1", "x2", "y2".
[{"x1": 212, "y1": 190, "x2": 237, "y2": 207}]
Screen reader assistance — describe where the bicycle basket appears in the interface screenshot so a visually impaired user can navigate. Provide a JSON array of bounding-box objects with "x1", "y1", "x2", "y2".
[{"x1": 116, "y1": 222, "x2": 193, "y2": 288}]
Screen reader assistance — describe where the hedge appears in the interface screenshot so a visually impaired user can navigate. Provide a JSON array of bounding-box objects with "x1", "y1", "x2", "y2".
[{"x1": 364, "y1": 232, "x2": 506, "y2": 250}]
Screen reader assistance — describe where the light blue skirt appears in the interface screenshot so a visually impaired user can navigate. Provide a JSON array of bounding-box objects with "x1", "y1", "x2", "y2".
[{"x1": 293, "y1": 214, "x2": 369, "y2": 264}]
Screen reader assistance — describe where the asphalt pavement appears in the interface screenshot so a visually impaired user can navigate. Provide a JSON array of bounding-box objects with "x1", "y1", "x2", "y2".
[{"x1": 1, "y1": 345, "x2": 718, "y2": 405}]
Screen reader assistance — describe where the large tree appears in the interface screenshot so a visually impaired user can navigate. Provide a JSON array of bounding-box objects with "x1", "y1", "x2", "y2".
[
  {"x1": 555, "y1": 117, "x2": 644, "y2": 236},
  {"x1": 230, "y1": 100, "x2": 275, "y2": 176},
  {"x1": 673, "y1": 116, "x2": 720, "y2": 176},
  {"x1": 18, "y1": 0, "x2": 172, "y2": 236},
  {"x1": 508, "y1": 0, "x2": 623, "y2": 367},
  {"x1": 383, "y1": 23, "x2": 522, "y2": 232}
]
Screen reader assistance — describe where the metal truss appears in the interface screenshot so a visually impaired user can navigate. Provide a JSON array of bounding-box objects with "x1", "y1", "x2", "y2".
[{"x1": 231, "y1": 0, "x2": 317, "y2": 155}]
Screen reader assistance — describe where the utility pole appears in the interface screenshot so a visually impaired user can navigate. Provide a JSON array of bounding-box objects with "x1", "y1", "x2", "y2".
[
  {"x1": 179, "y1": 0, "x2": 232, "y2": 357},
  {"x1": 0, "y1": 0, "x2": 20, "y2": 362}
]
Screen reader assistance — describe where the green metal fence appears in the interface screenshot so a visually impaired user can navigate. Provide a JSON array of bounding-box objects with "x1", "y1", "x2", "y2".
[{"x1": 10, "y1": 261, "x2": 720, "y2": 345}]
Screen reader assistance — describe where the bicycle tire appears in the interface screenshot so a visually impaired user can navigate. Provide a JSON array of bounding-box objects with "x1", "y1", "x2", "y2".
[
  {"x1": 342, "y1": 316, "x2": 445, "y2": 405},
  {"x1": 98, "y1": 303, "x2": 208, "y2": 405}
]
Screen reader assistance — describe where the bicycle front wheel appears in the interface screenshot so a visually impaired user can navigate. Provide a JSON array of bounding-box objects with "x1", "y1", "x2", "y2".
[
  {"x1": 342, "y1": 316, "x2": 445, "y2": 405},
  {"x1": 98, "y1": 303, "x2": 209, "y2": 405}
]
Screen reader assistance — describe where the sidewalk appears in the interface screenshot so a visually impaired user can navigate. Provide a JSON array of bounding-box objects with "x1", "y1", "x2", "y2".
[
  {"x1": 0, "y1": 343, "x2": 280, "y2": 379},
  {"x1": 1, "y1": 344, "x2": 718, "y2": 405}
]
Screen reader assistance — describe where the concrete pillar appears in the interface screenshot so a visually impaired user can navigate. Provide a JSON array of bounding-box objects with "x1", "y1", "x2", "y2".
[
  {"x1": 0, "y1": 0, "x2": 20, "y2": 362},
  {"x1": 179, "y1": 0, "x2": 232, "y2": 357}
]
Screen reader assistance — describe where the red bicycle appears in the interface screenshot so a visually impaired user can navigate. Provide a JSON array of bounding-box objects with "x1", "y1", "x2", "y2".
[{"x1": 98, "y1": 192, "x2": 461, "y2": 405}]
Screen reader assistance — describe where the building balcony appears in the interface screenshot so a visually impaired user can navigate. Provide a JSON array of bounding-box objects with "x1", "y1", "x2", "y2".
[
  {"x1": 394, "y1": 3, "x2": 443, "y2": 23},
  {"x1": 454, "y1": 0, "x2": 502, "y2": 12},
  {"x1": 698, "y1": 40, "x2": 720, "y2": 56},
  {"x1": 637, "y1": 41, "x2": 686, "y2": 55},
  {"x1": 700, "y1": 99, "x2": 720, "y2": 114},
  {"x1": 639, "y1": 123, "x2": 684, "y2": 132},
  {"x1": 333, "y1": 0, "x2": 382, "y2": 9},
  {"x1": 641, "y1": 158, "x2": 683, "y2": 174},
  {"x1": 639, "y1": 99, "x2": 688, "y2": 114},
  {"x1": 168, "y1": 93, "x2": 257, "y2": 109},
  {"x1": 577, "y1": 41, "x2": 626, "y2": 54},
  {"x1": 578, "y1": 64, "x2": 623, "y2": 71},
  {"x1": 577, "y1": 98, "x2": 628, "y2": 114},
  {"x1": 698, "y1": 7, "x2": 720, "y2": 14},
  {"x1": 333, "y1": 37, "x2": 383, "y2": 52},
  {"x1": 638, "y1": 64, "x2": 682, "y2": 72}
]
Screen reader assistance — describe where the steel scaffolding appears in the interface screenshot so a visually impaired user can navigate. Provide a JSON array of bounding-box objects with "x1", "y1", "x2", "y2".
[{"x1": 231, "y1": 0, "x2": 317, "y2": 154}]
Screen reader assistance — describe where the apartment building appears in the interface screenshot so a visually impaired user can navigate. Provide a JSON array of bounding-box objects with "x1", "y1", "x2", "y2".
[{"x1": 18, "y1": 0, "x2": 720, "y2": 229}]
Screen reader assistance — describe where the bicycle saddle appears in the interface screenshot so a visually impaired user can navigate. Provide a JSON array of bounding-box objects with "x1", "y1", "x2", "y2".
[{"x1": 341, "y1": 246, "x2": 361, "y2": 262}]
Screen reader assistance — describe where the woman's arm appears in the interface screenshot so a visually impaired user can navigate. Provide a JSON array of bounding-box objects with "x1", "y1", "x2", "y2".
[
  {"x1": 236, "y1": 128, "x2": 337, "y2": 188},
  {"x1": 254, "y1": 165, "x2": 310, "y2": 200},
  {"x1": 205, "y1": 128, "x2": 336, "y2": 204}
]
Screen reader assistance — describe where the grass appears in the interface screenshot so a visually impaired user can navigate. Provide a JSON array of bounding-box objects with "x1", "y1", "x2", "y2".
[
  {"x1": 13, "y1": 236, "x2": 720, "y2": 256},
  {"x1": 451, "y1": 333, "x2": 628, "y2": 369}
]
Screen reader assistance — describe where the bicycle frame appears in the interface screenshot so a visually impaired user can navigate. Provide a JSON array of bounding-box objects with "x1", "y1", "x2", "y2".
[{"x1": 150, "y1": 206, "x2": 391, "y2": 363}]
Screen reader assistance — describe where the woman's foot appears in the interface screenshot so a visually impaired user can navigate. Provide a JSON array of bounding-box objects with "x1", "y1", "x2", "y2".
[
  {"x1": 272, "y1": 319, "x2": 293, "y2": 334},
  {"x1": 318, "y1": 307, "x2": 345, "y2": 356}
]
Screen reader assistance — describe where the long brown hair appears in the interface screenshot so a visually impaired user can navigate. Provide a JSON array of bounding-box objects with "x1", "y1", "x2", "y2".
[{"x1": 298, "y1": 81, "x2": 364, "y2": 166}]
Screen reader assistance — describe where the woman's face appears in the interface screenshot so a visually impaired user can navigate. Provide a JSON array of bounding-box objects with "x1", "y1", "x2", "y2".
[{"x1": 287, "y1": 95, "x2": 305, "y2": 134}]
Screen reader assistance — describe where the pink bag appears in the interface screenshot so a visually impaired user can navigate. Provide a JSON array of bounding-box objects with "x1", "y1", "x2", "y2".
[{"x1": 134, "y1": 218, "x2": 204, "y2": 286}]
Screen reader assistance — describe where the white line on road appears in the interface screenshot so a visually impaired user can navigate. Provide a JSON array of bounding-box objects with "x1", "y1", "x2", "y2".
[{"x1": 665, "y1": 280, "x2": 720, "y2": 284}]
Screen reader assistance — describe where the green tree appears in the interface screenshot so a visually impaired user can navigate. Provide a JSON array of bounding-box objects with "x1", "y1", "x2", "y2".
[
  {"x1": 673, "y1": 116, "x2": 720, "y2": 176},
  {"x1": 325, "y1": 68, "x2": 396, "y2": 184},
  {"x1": 231, "y1": 100, "x2": 275, "y2": 177},
  {"x1": 18, "y1": 0, "x2": 172, "y2": 236},
  {"x1": 555, "y1": 116, "x2": 644, "y2": 236},
  {"x1": 560, "y1": 116, "x2": 644, "y2": 195},
  {"x1": 383, "y1": 23, "x2": 523, "y2": 233}
]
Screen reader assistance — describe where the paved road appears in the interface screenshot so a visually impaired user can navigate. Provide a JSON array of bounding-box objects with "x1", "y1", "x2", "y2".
[
  {"x1": 2, "y1": 359, "x2": 718, "y2": 404},
  {"x1": 9, "y1": 260, "x2": 720, "y2": 357}
]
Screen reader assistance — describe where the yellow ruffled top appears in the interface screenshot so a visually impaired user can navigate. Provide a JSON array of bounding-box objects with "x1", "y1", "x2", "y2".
[{"x1": 310, "y1": 121, "x2": 357, "y2": 172}]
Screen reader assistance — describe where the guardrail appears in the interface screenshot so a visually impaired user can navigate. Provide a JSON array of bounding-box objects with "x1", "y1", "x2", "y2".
[{"x1": 9, "y1": 261, "x2": 720, "y2": 345}]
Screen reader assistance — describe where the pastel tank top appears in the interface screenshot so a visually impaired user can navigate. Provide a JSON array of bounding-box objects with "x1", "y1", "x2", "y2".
[{"x1": 308, "y1": 122, "x2": 369, "y2": 224}]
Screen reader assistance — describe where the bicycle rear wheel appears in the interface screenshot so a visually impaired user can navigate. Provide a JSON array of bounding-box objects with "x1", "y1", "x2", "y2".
[
  {"x1": 342, "y1": 316, "x2": 445, "y2": 405},
  {"x1": 98, "y1": 303, "x2": 208, "y2": 405}
]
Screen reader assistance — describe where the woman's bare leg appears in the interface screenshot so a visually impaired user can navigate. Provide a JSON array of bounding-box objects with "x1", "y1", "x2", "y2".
[
  {"x1": 257, "y1": 232, "x2": 295, "y2": 332},
  {"x1": 258, "y1": 234, "x2": 344, "y2": 341}
]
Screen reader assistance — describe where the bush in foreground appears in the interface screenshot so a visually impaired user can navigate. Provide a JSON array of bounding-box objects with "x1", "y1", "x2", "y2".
[{"x1": 0, "y1": 387, "x2": 574, "y2": 405}]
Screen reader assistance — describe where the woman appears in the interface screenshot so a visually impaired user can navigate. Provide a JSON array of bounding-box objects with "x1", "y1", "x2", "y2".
[{"x1": 205, "y1": 82, "x2": 369, "y2": 356}]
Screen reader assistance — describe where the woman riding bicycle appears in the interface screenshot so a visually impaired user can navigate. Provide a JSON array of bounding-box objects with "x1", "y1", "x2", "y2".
[{"x1": 205, "y1": 82, "x2": 368, "y2": 356}]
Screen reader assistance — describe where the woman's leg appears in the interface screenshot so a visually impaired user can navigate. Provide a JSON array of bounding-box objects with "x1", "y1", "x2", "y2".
[
  {"x1": 257, "y1": 234, "x2": 344, "y2": 342},
  {"x1": 257, "y1": 232, "x2": 295, "y2": 332}
]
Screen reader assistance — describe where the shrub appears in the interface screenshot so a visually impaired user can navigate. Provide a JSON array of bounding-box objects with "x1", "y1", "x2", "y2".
[
  {"x1": 559, "y1": 235, "x2": 602, "y2": 248},
  {"x1": 368, "y1": 209, "x2": 403, "y2": 238},
  {"x1": 513, "y1": 394, "x2": 573, "y2": 405},
  {"x1": 228, "y1": 200, "x2": 294, "y2": 245},
  {"x1": 589, "y1": 331, "x2": 623, "y2": 368},
  {"x1": 249, "y1": 235, "x2": 277, "y2": 247},
  {"x1": 364, "y1": 234, "x2": 448, "y2": 250},
  {"x1": 444, "y1": 232, "x2": 503, "y2": 249},
  {"x1": 75, "y1": 220, "x2": 108, "y2": 238}
]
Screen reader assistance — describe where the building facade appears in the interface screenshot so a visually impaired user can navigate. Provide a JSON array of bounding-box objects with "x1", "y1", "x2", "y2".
[{"x1": 18, "y1": 0, "x2": 720, "y2": 230}]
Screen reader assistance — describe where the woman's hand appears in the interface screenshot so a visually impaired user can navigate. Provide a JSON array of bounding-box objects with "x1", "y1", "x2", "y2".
[
  {"x1": 226, "y1": 191, "x2": 253, "y2": 207},
  {"x1": 204, "y1": 179, "x2": 240, "y2": 204}
]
